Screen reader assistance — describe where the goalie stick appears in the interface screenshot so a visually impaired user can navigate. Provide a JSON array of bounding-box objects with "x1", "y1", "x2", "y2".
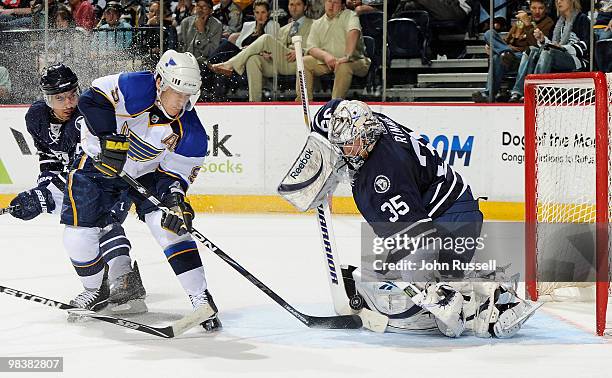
[
  {"x1": 292, "y1": 35, "x2": 388, "y2": 333},
  {"x1": 118, "y1": 170, "x2": 364, "y2": 330},
  {"x1": 0, "y1": 285, "x2": 214, "y2": 338}
]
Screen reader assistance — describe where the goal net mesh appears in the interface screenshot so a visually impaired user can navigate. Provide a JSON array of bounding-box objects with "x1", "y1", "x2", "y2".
[{"x1": 532, "y1": 76, "x2": 611, "y2": 300}]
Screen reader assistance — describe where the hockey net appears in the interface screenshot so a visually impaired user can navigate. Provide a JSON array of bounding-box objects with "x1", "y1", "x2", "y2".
[{"x1": 524, "y1": 72, "x2": 612, "y2": 336}]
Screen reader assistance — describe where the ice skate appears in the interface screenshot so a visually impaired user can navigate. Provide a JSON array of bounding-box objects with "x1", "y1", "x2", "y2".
[
  {"x1": 108, "y1": 261, "x2": 148, "y2": 315},
  {"x1": 189, "y1": 289, "x2": 222, "y2": 333},
  {"x1": 67, "y1": 271, "x2": 110, "y2": 322}
]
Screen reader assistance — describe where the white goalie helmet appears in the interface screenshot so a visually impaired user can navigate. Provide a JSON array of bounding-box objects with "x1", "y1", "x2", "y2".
[
  {"x1": 328, "y1": 100, "x2": 383, "y2": 169},
  {"x1": 155, "y1": 50, "x2": 202, "y2": 118}
]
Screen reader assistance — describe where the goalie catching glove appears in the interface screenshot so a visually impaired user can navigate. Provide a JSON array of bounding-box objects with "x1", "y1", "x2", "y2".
[
  {"x1": 161, "y1": 192, "x2": 194, "y2": 235},
  {"x1": 94, "y1": 134, "x2": 130, "y2": 177}
]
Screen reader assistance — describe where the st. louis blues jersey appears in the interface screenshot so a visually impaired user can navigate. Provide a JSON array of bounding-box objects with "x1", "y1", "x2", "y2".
[
  {"x1": 77, "y1": 71, "x2": 207, "y2": 193},
  {"x1": 352, "y1": 113, "x2": 467, "y2": 238}
]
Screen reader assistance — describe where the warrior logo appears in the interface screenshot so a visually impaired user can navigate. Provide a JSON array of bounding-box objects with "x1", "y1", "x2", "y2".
[{"x1": 374, "y1": 175, "x2": 390, "y2": 194}]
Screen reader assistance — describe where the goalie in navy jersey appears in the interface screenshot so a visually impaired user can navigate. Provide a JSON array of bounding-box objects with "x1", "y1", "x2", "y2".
[
  {"x1": 60, "y1": 50, "x2": 220, "y2": 332},
  {"x1": 10, "y1": 64, "x2": 146, "y2": 318},
  {"x1": 279, "y1": 99, "x2": 540, "y2": 338}
]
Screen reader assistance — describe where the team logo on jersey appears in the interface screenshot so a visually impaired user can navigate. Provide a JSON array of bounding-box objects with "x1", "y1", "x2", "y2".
[
  {"x1": 49, "y1": 123, "x2": 62, "y2": 144},
  {"x1": 150, "y1": 114, "x2": 160, "y2": 124},
  {"x1": 374, "y1": 175, "x2": 390, "y2": 194}
]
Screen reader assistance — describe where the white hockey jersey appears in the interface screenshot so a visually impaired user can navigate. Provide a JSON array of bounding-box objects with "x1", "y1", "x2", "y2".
[{"x1": 78, "y1": 71, "x2": 207, "y2": 190}]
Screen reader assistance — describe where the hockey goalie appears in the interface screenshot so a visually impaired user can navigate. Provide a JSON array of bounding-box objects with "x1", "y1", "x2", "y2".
[{"x1": 278, "y1": 99, "x2": 541, "y2": 338}]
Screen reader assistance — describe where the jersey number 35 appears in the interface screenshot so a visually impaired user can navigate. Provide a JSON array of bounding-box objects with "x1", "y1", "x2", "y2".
[{"x1": 380, "y1": 195, "x2": 409, "y2": 222}]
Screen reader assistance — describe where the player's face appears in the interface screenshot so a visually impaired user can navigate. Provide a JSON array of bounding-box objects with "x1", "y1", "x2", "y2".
[
  {"x1": 159, "y1": 86, "x2": 191, "y2": 118},
  {"x1": 49, "y1": 88, "x2": 79, "y2": 120},
  {"x1": 288, "y1": 0, "x2": 305, "y2": 20},
  {"x1": 341, "y1": 136, "x2": 364, "y2": 157}
]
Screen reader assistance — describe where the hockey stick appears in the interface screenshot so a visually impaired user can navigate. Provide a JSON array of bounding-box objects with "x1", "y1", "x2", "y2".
[
  {"x1": 118, "y1": 170, "x2": 363, "y2": 330},
  {"x1": 292, "y1": 36, "x2": 388, "y2": 333},
  {"x1": 0, "y1": 205, "x2": 17, "y2": 215},
  {"x1": 0, "y1": 285, "x2": 214, "y2": 338}
]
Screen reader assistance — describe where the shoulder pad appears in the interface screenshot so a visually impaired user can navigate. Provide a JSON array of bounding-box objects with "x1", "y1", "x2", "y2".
[
  {"x1": 25, "y1": 100, "x2": 50, "y2": 130},
  {"x1": 175, "y1": 109, "x2": 208, "y2": 158},
  {"x1": 118, "y1": 71, "x2": 157, "y2": 116}
]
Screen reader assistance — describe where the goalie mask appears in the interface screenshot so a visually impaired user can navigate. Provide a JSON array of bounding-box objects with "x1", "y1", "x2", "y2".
[
  {"x1": 328, "y1": 100, "x2": 383, "y2": 170},
  {"x1": 278, "y1": 132, "x2": 346, "y2": 211},
  {"x1": 155, "y1": 50, "x2": 202, "y2": 119}
]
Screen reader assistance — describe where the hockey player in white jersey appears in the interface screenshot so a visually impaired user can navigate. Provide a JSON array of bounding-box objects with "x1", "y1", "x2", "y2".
[
  {"x1": 279, "y1": 99, "x2": 540, "y2": 338},
  {"x1": 10, "y1": 64, "x2": 146, "y2": 318},
  {"x1": 60, "y1": 50, "x2": 220, "y2": 331}
]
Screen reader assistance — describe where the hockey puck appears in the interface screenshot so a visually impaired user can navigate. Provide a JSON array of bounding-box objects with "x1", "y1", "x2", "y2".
[{"x1": 349, "y1": 294, "x2": 364, "y2": 310}]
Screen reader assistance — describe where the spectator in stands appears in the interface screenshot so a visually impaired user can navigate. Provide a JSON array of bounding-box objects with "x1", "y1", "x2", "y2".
[
  {"x1": 227, "y1": 0, "x2": 279, "y2": 47},
  {"x1": 0, "y1": 65, "x2": 10, "y2": 100},
  {"x1": 594, "y1": 1, "x2": 612, "y2": 72},
  {"x1": 298, "y1": 0, "x2": 369, "y2": 100},
  {"x1": 473, "y1": 0, "x2": 553, "y2": 102},
  {"x1": 179, "y1": 0, "x2": 222, "y2": 63},
  {"x1": 54, "y1": 4, "x2": 74, "y2": 28},
  {"x1": 392, "y1": 0, "x2": 471, "y2": 22},
  {"x1": 138, "y1": 0, "x2": 178, "y2": 68},
  {"x1": 95, "y1": 2, "x2": 133, "y2": 50},
  {"x1": 210, "y1": 0, "x2": 313, "y2": 101},
  {"x1": 68, "y1": 0, "x2": 95, "y2": 29},
  {"x1": 145, "y1": 0, "x2": 178, "y2": 48},
  {"x1": 123, "y1": 0, "x2": 147, "y2": 26},
  {"x1": 174, "y1": 0, "x2": 194, "y2": 28},
  {"x1": 479, "y1": 0, "x2": 507, "y2": 32},
  {"x1": 201, "y1": 0, "x2": 279, "y2": 100},
  {"x1": 0, "y1": 0, "x2": 32, "y2": 29},
  {"x1": 307, "y1": 0, "x2": 324, "y2": 18},
  {"x1": 509, "y1": 0, "x2": 589, "y2": 102},
  {"x1": 345, "y1": 0, "x2": 384, "y2": 16},
  {"x1": 213, "y1": 0, "x2": 242, "y2": 37}
]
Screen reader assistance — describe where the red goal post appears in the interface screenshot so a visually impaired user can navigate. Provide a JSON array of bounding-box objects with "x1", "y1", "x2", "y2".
[{"x1": 524, "y1": 72, "x2": 611, "y2": 336}]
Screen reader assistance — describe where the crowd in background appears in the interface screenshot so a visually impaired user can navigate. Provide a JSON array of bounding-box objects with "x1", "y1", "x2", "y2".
[{"x1": 0, "y1": 0, "x2": 611, "y2": 103}]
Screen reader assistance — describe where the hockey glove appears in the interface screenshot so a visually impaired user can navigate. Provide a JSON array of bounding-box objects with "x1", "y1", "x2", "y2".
[
  {"x1": 10, "y1": 187, "x2": 55, "y2": 220},
  {"x1": 94, "y1": 134, "x2": 130, "y2": 177},
  {"x1": 160, "y1": 192, "x2": 194, "y2": 235}
]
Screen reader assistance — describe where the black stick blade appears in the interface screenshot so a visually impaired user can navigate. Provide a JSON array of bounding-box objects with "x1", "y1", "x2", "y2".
[{"x1": 306, "y1": 315, "x2": 363, "y2": 329}]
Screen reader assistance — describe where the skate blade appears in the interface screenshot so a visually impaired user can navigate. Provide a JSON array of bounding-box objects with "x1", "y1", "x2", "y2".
[
  {"x1": 502, "y1": 302, "x2": 543, "y2": 331},
  {"x1": 107, "y1": 299, "x2": 148, "y2": 315}
]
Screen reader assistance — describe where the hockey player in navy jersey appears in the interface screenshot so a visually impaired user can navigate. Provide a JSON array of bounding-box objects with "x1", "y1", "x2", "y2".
[
  {"x1": 60, "y1": 50, "x2": 220, "y2": 332},
  {"x1": 279, "y1": 99, "x2": 539, "y2": 338},
  {"x1": 10, "y1": 64, "x2": 147, "y2": 318}
]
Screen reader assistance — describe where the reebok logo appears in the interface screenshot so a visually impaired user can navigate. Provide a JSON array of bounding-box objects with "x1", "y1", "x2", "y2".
[{"x1": 290, "y1": 149, "x2": 314, "y2": 179}]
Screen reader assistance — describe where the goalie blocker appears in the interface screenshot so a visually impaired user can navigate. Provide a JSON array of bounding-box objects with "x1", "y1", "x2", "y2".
[{"x1": 278, "y1": 132, "x2": 345, "y2": 212}]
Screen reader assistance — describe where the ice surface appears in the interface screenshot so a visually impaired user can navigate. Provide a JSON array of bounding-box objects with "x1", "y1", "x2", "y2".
[{"x1": 0, "y1": 213, "x2": 610, "y2": 378}]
